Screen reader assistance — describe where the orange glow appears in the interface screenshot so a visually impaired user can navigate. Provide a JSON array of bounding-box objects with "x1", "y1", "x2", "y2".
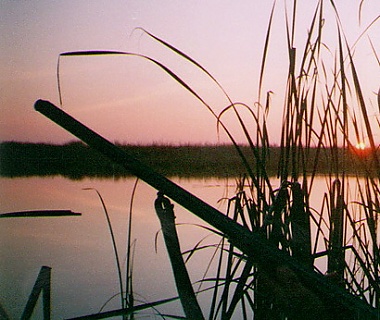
[{"x1": 353, "y1": 141, "x2": 372, "y2": 158}]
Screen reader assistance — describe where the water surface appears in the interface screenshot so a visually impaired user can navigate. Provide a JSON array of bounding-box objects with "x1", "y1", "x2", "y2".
[
  {"x1": 0, "y1": 176, "x2": 237, "y2": 319},
  {"x1": 1, "y1": 175, "x2": 346, "y2": 319}
]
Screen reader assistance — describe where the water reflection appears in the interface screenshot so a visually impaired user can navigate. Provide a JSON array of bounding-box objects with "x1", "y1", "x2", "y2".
[
  {"x1": 0, "y1": 175, "x2": 370, "y2": 318},
  {"x1": 0, "y1": 176, "x2": 234, "y2": 319}
]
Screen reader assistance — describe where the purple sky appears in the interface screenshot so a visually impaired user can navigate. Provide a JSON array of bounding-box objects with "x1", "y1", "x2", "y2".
[{"x1": 1, "y1": 1, "x2": 379, "y2": 145}]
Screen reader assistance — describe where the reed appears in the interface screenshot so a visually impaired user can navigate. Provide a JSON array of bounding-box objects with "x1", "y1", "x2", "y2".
[
  {"x1": 53, "y1": 0, "x2": 379, "y2": 318},
  {"x1": 83, "y1": 188, "x2": 125, "y2": 312}
]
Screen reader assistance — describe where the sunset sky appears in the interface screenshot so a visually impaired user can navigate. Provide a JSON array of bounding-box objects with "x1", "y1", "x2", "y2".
[{"x1": 1, "y1": 1, "x2": 379, "y2": 145}]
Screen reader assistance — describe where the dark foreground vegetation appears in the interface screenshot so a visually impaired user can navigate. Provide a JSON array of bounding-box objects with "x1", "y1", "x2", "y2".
[{"x1": 0, "y1": 141, "x2": 376, "y2": 179}]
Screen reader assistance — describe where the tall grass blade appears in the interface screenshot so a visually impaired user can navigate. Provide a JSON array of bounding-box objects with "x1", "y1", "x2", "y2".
[
  {"x1": 346, "y1": 46, "x2": 380, "y2": 175},
  {"x1": 359, "y1": 0, "x2": 365, "y2": 25},
  {"x1": 66, "y1": 296, "x2": 181, "y2": 320},
  {"x1": 258, "y1": 0, "x2": 276, "y2": 101},
  {"x1": 368, "y1": 38, "x2": 380, "y2": 67},
  {"x1": 83, "y1": 188, "x2": 125, "y2": 310},
  {"x1": 134, "y1": 27, "x2": 232, "y2": 103},
  {"x1": 125, "y1": 178, "x2": 139, "y2": 318}
]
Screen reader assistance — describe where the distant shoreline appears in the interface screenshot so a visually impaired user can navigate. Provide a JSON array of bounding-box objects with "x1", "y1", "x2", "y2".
[{"x1": 0, "y1": 141, "x2": 375, "y2": 180}]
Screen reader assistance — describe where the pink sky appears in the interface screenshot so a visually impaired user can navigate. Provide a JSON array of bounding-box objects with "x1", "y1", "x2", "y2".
[{"x1": 1, "y1": 1, "x2": 379, "y2": 145}]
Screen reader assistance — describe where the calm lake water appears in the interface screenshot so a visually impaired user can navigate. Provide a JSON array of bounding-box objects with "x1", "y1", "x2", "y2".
[
  {"x1": 0, "y1": 176, "x2": 245, "y2": 319},
  {"x1": 0, "y1": 175, "x2": 344, "y2": 319}
]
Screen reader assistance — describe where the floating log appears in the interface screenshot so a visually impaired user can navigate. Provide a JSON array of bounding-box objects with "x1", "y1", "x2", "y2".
[{"x1": 0, "y1": 210, "x2": 81, "y2": 218}]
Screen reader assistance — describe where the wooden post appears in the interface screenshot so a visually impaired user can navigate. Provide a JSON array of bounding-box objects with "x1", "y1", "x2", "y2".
[
  {"x1": 290, "y1": 182, "x2": 313, "y2": 269},
  {"x1": 328, "y1": 179, "x2": 345, "y2": 285},
  {"x1": 155, "y1": 192, "x2": 204, "y2": 320}
]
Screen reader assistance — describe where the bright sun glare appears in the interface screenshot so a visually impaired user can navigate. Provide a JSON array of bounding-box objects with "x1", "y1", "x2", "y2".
[{"x1": 355, "y1": 142, "x2": 366, "y2": 150}]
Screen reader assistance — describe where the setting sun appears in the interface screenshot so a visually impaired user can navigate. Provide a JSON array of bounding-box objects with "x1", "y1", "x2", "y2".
[
  {"x1": 355, "y1": 142, "x2": 367, "y2": 150},
  {"x1": 353, "y1": 141, "x2": 372, "y2": 157}
]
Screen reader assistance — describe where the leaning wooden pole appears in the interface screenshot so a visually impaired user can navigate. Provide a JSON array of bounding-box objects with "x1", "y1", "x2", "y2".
[{"x1": 34, "y1": 99, "x2": 377, "y2": 319}]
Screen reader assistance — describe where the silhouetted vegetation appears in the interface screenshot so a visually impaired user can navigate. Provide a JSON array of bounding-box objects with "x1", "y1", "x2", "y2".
[{"x1": 0, "y1": 141, "x2": 376, "y2": 180}]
